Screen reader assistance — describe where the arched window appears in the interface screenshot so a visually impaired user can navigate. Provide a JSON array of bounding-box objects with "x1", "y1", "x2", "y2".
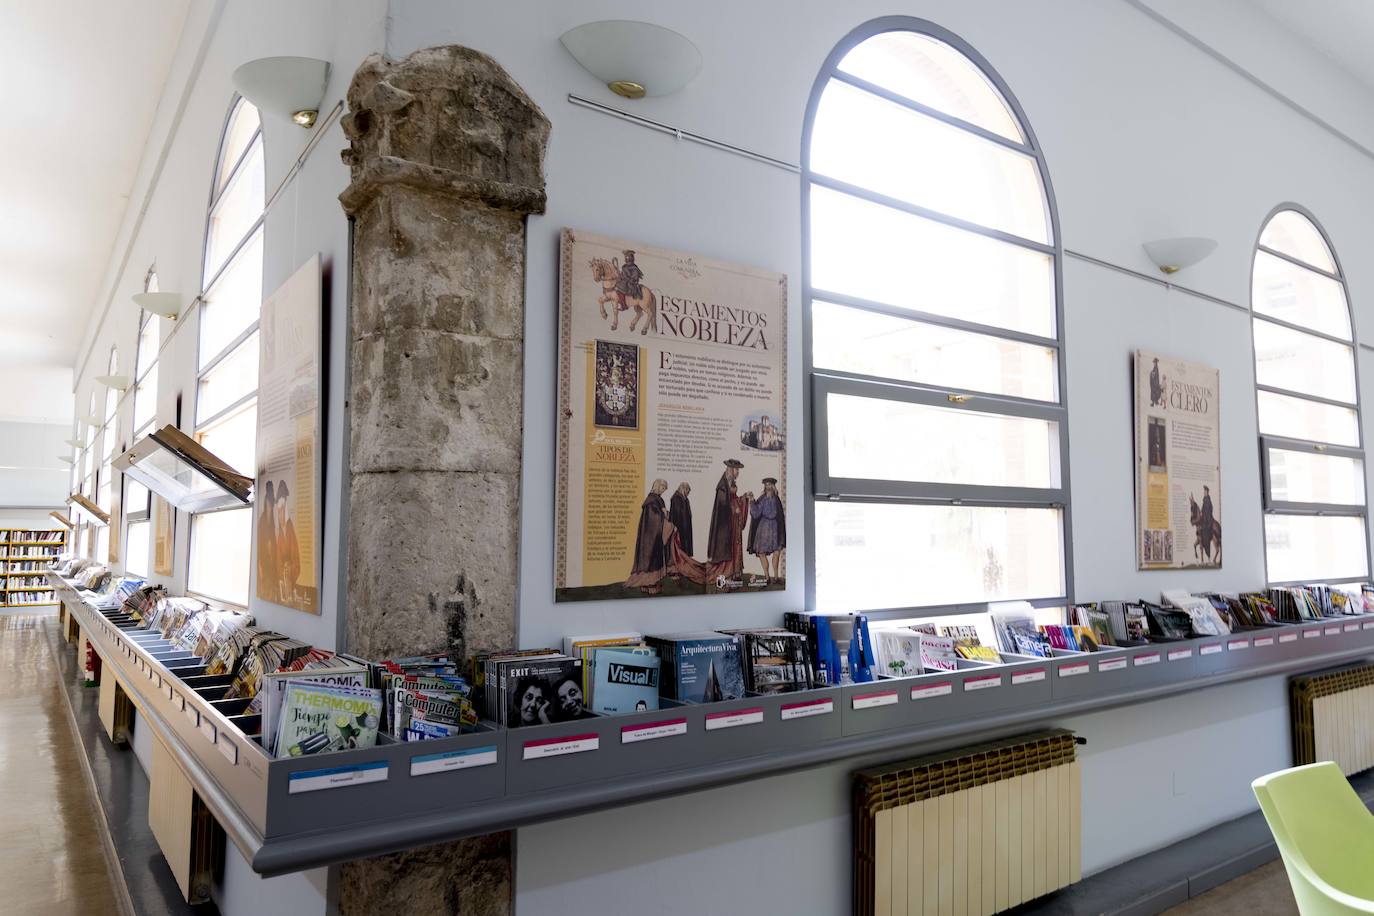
[
  {"x1": 126, "y1": 267, "x2": 160, "y2": 576},
  {"x1": 97, "y1": 346, "x2": 119, "y2": 561},
  {"x1": 1252, "y1": 207, "x2": 1367, "y2": 584},
  {"x1": 189, "y1": 97, "x2": 264, "y2": 604},
  {"x1": 804, "y1": 19, "x2": 1069, "y2": 616}
]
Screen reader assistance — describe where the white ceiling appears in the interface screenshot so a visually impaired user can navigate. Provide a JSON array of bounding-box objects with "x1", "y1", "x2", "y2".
[
  {"x1": 0, "y1": 1, "x2": 187, "y2": 371},
  {"x1": 1253, "y1": 0, "x2": 1374, "y2": 95}
]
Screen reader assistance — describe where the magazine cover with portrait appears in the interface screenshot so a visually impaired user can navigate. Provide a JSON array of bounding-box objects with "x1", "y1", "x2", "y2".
[{"x1": 555, "y1": 229, "x2": 788, "y2": 602}]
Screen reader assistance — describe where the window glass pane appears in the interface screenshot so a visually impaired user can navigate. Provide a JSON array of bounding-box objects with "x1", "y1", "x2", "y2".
[
  {"x1": 126, "y1": 520, "x2": 150, "y2": 577},
  {"x1": 215, "y1": 100, "x2": 261, "y2": 196},
  {"x1": 200, "y1": 228, "x2": 263, "y2": 366},
  {"x1": 810, "y1": 186, "x2": 1054, "y2": 337},
  {"x1": 1252, "y1": 319, "x2": 1356, "y2": 404},
  {"x1": 827, "y1": 393, "x2": 1058, "y2": 488},
  {"x1": 1257, "y1": 390, "x2": 1359, "y2": 446},
  {"x1": 133, "y1": 363, "x2": 157, "y2": 433},
  {"x1": 97, "y1": 464, "x2": 111, "y2": 511},
  {"x1": 197, "y1": 333, "x2": 259, "y2": 424},
  {"x1": 1252, "y1": 251, "x2": 1351, "y2": 340},
  {"x1": 96, "y1": 525, "x2": 109, "y2": 563},
  {"x1": 136, "y1": 316, "x2": 160, "y2": 377},
  {"x1": 197, "y1": 400, "x2": 257, "y2": 477},
  {"x1": 1267, "y1": 448, "x2": 1365, "y2": 506},
  {"x1": 205, "y1": 137, "x2": 264, "y2": 278},
  {"x1": 1259, "y1": 211, "x2": 1336, "y2": 274},
  {"x1": 812, "y1": 301, "x2": 1058, "y2": 401},
  {"x1": 837, "y1": 31, "x2": 1023, "y2": 142},
  {"x1": 1265, "y1": 514, "x2": 1368, "y2": 583},
  {"x1": 815, "y1": 502, "x2": 1064, "y2": 610},
  {"x1": 126, "y1": 479, "x2": 150, "y2": 518},
  {"x1": 189, "y1": 507, "x2": 251, "y2": 605},
  {"x1": 811, "y1": 79, "x2": 1049, "y2": 243}
]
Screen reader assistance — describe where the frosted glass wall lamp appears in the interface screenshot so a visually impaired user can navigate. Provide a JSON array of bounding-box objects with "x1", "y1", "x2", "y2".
[
  {"x1": 232, "y1": 56, "x2": 330, "y2": 127},
  {"x1": 58, "y1": 456, "x2": 74, "y2": 464},
  {"x1": 133, "y1": 292, "x2": 181, "y2": 321},
  {"x1": 64, "y1": 438, "x2": 82, "y2": 448},
  {"x1": 80, "y1": 414, "x2": 103, "y2": 427},
  {"x1": 560, "y1": 21, "x2": 701, "y2": 99},
  {"x1": 1143, "y1": 237, "x2": 1218, "y2": 275},
  {"x1": 96, "y1": 374, "x2": 130, "y2": 391}
]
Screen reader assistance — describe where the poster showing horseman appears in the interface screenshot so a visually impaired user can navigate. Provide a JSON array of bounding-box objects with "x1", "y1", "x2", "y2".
[
  {"x1": 1133, "y1": 349, "x2": 1222, "y2": 570},
  {"x1": 556, "y1": 228, "x2": 788, "y2": 603}
]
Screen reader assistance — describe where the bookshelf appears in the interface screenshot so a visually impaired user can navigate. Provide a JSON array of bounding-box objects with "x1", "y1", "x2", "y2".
[{"x1": 0, "y1": 528, "x2": 65, "y2": 607}]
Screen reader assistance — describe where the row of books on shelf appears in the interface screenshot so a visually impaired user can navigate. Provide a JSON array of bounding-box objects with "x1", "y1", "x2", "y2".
[
  {"x1": 3, "y1": 590, "x2": 56, "y2": 604},
  {"x1": 0, "y1": 530, "x2": 63, "y2": 543},
  {"x1": 53, "y1": 552, "x2": 1374, "y2": 764},
  {"x1": 8, "y1": 560, "x2": 51, "y2": 572},
  {"x1": 2, "y1": 547, "x2": 62, "y2": 559}
]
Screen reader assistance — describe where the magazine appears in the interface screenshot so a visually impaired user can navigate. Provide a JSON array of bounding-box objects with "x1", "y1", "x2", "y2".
[{"x1": 275, "y1": 683, "x2": 383, "y2": 758}]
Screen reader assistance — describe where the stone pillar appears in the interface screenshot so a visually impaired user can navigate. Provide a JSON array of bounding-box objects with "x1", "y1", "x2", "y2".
[{"x1": 337, "y1": 46, "x2": 548, "y2": 915}]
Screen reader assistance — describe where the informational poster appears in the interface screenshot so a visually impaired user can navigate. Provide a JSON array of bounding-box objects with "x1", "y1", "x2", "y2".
[
  {"x1": 253, "y1": 255, "x2": 321, "y2": 613},
  {"x1": 152, "y1": 495, "x2": 174, "y2": 576},
  {"x1": 1134, "y1": 350, "x2": 1221, "y2": 569},
  {"x1": 106, "y1": 485, "x2": 120, "y2": 565},
  {"x1": 556, "y1": 229, "x2": 787, "y2": 602}
]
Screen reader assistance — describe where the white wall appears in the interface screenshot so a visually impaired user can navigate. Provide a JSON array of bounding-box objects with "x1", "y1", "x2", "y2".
[
  {"x1": 378, "y1": 1, "x2": 1374, "y2": 912},
  {"x1": 67, "y1": 0, "x2": 1374, "y2": 912}
]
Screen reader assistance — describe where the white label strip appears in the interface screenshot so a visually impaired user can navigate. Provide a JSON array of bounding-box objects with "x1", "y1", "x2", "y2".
[
  {"x1": 780, "y1": 698, "x2": 833, "y2": 720},
  {"x1": 1058, "y1": 662, "x2": 1090, "y2": 678},
  {"x1": 288, "y1": 760, "x2": 389, "y2": 794},
  {"x1": 1011, "y1": 668, "x2": 1046, "y2": 685},
  {"x1": 1280, "y1": 633, "x2": 1299, "y2": 643},
  {"x1": 1325, "y1": 626, "x2": 1341, "y2": 636},
  {"x1": 851, "y1": 691, "x2": 898, "y2": 710},
  {"x1": 705, "y1": 707, "x2": 765, "y2": 730},
  {"x1": 1228, "y1": 640, "x2": 1249, "y2": 651},
  {"x1": 621, "y1": 718, "x2": 689, "y2": 743},
  {"x1": 964, "y1": 674, "x2": 1002, "y2": 691},
  {"x1": 410, "y1": 744, "x2": 499, "y2": 776},
  {"x1": 1254, "y1": 637, "x2": 1275, "y2": 647},
  {"x1": 165, "y1": 683, "x2": 174, "y2": 701},
  {"x1": 1345, "y1": 623, "x2": 1360, "y2": 633},
  {"x1": 1098, "y1": 657, "x2": 1128, "y2": 672},
  {"x1": 217, "y1": 736, "x2": 237, "y2": 765},
  {"x1": 1167, "y1": 648, "x2": 1193, "y2": 661},
  {"x1": 1134, "y1": 652, "x2": 1161, "y2": 667},
  {"x1": 911, "y1": 681, "x2": 954, "y2": 699},
  {"x1": 1305, "y1": 629, "x2": 1322, "y2": 639},
  {"x1": 199, "y1": 719, "x2": 216, "y2": 743},
  {"x1": 522, "y1": 733, "x2": 601, "y2": 759},
  {"x1": 183, "y1": 704, "x2": 199, "y2": 727}
]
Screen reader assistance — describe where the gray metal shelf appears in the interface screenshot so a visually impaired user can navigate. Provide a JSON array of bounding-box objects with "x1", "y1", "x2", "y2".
[{"x1": 53, "y1": 573, "x2": 1374, "y2": 877}]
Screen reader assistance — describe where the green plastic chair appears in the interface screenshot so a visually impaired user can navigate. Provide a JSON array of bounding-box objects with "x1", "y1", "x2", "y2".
[{"x1": 1253, "y1": 762, "x2": 1374, "y2": 914}]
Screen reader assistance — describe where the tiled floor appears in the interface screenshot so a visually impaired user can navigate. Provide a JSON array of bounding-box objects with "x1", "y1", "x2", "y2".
[
  {"x1": 1162, "y1": 859, "x2": 1298, "y2": 915},
  {"x1": 0, "y1": 612, "x2": 125, "y2": 915}
]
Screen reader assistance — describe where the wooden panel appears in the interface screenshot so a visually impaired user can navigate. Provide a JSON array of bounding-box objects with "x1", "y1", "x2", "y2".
[{"x1": 148, "y1": 734, "x2": 217, "y2": 903}]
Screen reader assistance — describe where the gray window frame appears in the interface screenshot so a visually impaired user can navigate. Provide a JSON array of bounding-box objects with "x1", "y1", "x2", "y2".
[
  {"x1": 1251, "y1": 203, "x2": 1370, "y2": 587},
  {"x1": 802, "y1": 16, "x2": 1073, "y2": 622}
]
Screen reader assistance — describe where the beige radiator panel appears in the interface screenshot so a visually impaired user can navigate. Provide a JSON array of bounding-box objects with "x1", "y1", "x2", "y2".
[
  {"x1": 149, "y1": 733, "x2": 217, "y2": 903},
  {"x1": 856, "y1": 730, "x2": 1081, "y2": 916}
]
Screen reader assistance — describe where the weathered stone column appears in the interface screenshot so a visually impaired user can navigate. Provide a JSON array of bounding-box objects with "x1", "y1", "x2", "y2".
[{"x1": 337, "y1": 46, "x2": 548, "y2": 915}]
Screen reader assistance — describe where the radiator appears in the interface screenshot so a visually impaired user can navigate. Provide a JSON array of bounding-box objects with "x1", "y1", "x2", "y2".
[
  {"x1": 149, "y1": 733, "x2": 220, "y2": 903},
  {"x1": 1292, "y1": 663, "x2": 1374, "y2": 775},
  {"x1": 854, "y1": 729, "x2": 1081, "y2": 916},
  {"x1": 97, "y1": 669, "x2": 133, "y2": 746}
]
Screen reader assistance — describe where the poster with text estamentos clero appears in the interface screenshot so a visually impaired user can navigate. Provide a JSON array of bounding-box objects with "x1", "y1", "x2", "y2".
[
  {"x1": 555, "y1": 229, "x2": 788, "y2": 602},
  {"x1": 1134, "y1": 349, "x2": 1221, "y2": 570}
]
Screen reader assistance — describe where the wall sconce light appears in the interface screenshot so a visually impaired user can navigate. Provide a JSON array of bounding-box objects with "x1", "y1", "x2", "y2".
[
  {"x1": 560, "y1": 21, "x2": 701, "y2": 99},
  {"x1": 80, "y1": 414, "x2": 102, "y2": 427},
  {"x1": 96, "y1": 374, "x2": 130, "y2": 391},
  {"x1": 133, "y1": 291, "x2": 182, "y2": 321},
  {"x1": 64, "y1": 438, "x2": 82, "y2": 448},
  {"x1": 232, "y1": 57, "x2": 330, "y2": 127},
  {"x1": 58, "y1": 456, "x2": 74, "y2": 464},
  {"x1": 1143, "y1": 237, "x2": 1218, "y2": 275}
]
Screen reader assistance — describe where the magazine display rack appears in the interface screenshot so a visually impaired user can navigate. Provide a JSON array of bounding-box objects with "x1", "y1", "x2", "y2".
[{"x1": 52, "y1": 572, "x2": 1374, "y2": 878}]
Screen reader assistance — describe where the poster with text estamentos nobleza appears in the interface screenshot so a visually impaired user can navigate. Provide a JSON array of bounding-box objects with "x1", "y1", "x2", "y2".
[
  {"x1": 556, "y1": 229, "x2": 788, "y2": 602},
  {"x1": 1134, "y1": 349, "x2": 1221, "y2": 570}
]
